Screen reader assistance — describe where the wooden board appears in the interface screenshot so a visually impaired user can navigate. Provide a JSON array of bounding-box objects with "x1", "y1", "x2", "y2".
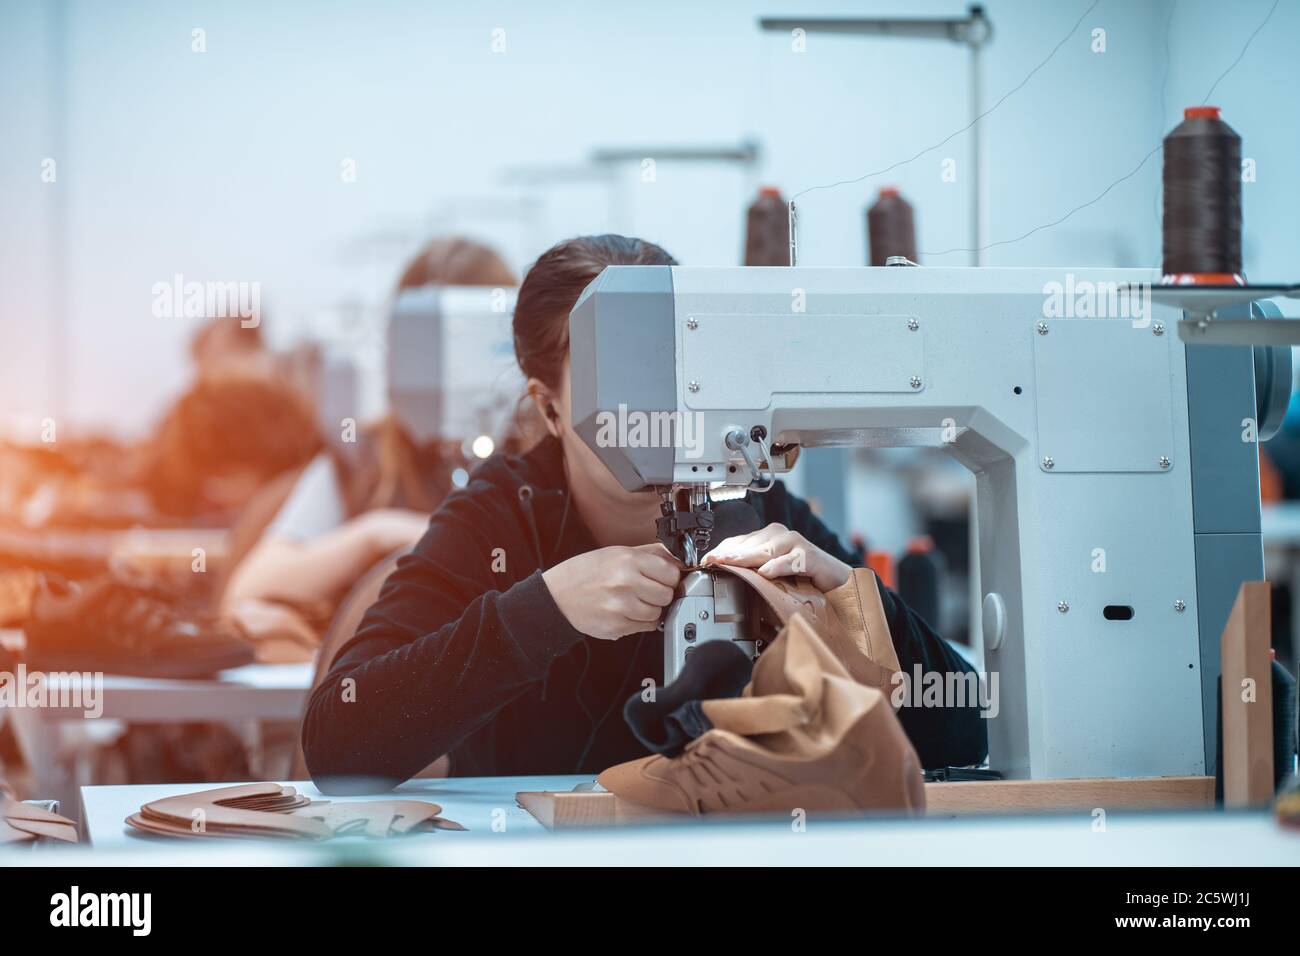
[
  {"x1": 922, "y1": 776, "x2": 1214, "y2": 816},
  {"x1": 516, "y1": 776, "x2": 1215, "y2": 829},
  {"x1": 1220, "y1": 581, "x2": 1274, "y2": 808}
]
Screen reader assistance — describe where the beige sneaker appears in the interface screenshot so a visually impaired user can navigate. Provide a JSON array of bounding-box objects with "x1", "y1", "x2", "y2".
[{"x1": 599, "y1": 613, "x2": 924, "y2": 817}]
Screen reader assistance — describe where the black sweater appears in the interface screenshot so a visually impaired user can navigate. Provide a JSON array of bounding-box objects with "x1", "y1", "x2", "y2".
[{"x1": 302, "y1": 437, "x2": 987, "y2": 791}]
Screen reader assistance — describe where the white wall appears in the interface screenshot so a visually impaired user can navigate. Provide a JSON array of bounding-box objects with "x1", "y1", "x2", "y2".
[{"x1": 1, "y1": 0, "x2": 1295, "y2": 438}]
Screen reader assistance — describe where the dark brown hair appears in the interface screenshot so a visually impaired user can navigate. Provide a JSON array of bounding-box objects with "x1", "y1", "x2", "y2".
[
  {"x1": 147, "y1": 372, "x2": 321, "y2": 516},
  {"x1": 513, "y1": 234, "x2": 676, "y2": 388},
  {"x1": 396, "y1": 237, "x2": 518, "y2": 291}
]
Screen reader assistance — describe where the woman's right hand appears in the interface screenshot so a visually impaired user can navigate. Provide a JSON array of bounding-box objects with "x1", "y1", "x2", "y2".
[{"x1": 542, "y1": 544, "x2": 683, "y2": 640}]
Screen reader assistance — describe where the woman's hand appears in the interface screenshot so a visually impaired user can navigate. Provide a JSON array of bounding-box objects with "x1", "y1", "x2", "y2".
[
  {"x1": 358, "y1": 508, "x2": 430, "y2": 554},
  {"x1": 702, "y1": 522, "x2": 850, "y2": 593},
  {"x1": 543, "y1": 544, "x2": 683, "y2": 640}
]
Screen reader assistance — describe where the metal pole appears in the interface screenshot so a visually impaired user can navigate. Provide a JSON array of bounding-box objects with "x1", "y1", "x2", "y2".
[
  {"x1": 970, "y1": 40, "x2": 984, "y2": 265},
  {"x1": 788, "y1": 200, "x2": 798, "y2": 267},
  {"x1": 759, "y1": 5, "x2": 993, "y2": 266}
]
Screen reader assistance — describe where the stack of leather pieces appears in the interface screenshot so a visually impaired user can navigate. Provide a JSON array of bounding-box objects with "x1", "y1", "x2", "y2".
[
  {"x1": 1, "y1": 786, "x2": 79, "y2": 845},
  {"x1": 600, "y1": 567, "x2": 926, "y2": 818},
  {"x1": 126, "y1": 783, "x2": 465, "y2": 840}
]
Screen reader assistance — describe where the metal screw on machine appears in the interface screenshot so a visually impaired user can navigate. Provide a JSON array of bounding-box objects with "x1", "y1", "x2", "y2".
[
  {"x1": 1042, "y1": 456, "x2": 1054, "y2": 469},
  {"x1": 1174, "y1": 600, "x2": 1186, "y2": 612},
  {"x1": 686, "y1": 317, "x2": 698, "y2": 330},
  {"x1": 1153, "y1": 322, "x2": 1165, "y2": 336},
  {"x1": 910, "y1": 376, "x2": 922, "y2": 389},
  {"x1": 688, "y1": 380, "x2": 700, "y2": 393},
  {"x1": 907, "y1": 318, "x2": 919, "y2": 331},
  {"x1": 1058, "y1": 601, "x2": 1069, "y2": 613},
  {"x1": 1036, "y1": 321, "x2": 1049, "y2": 335},
  {"x1": 698, "y1": 610, "x2": 709, "y2": 621},
  {"x1": 1159, "y1": 456, "x2": 1171, "y2": 469}
]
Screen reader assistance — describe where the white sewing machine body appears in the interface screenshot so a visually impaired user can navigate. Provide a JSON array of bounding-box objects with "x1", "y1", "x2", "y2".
[{"x1": 569, "y1": 265, "x2": 1273, "y2": 781}]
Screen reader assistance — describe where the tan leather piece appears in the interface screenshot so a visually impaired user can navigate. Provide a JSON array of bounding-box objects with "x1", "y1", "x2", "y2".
[
  {"x1": 599, "y1": 614, "x2": 925, "y2": 817},
  {"x1": 711, "y1": 564, "x2": 901, "y2": 694},
  {"x1": 140, "y1": 783, "x2": 330, "y2": 840},
  {"x1": 820, "y1": 567, "x2": 901, "y2": 692},
  {"x1": 711, "y1": 564, "x2": 835, "y2": 633},
  {"x1": 126, "y1": 782, "x2": 464, "y2": 839},
  {"x1": 1, "y1": 793, "x2": 79, "y2": 844},
  {"x1": 698, "y1": 693, "x2": 810, "y2": 736}
]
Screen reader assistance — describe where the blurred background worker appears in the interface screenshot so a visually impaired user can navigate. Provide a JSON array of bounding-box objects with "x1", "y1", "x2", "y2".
[{"x1": 220, "y1": 238, "x2": 519, "y2": 626}]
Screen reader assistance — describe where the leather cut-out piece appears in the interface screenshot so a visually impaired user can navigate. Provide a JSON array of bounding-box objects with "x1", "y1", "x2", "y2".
[
  {"x1": 291, "y1": 800, "x2": 447, "y2": 837},
  {"x1": 140, "y1": 783, "x2": 329, "y2": 839},
  {"x1": 712, "y1": 565, "x2": 901, "y2": 694},
  {"x1": 599, "y1": 614, "x2": 925, "y2": 817},
  {"x1": 5, "y1": 817, "x2": 79, "y2": 842},
  {"x1": 1, "y1": 793, "x2": 79, "y2": 844},
  {"x1": 126, "y1": 783, "x2": 464, "y2": 840},
  {"x1": 125, "y1": 812, "x2": 296, "y2": 840}
]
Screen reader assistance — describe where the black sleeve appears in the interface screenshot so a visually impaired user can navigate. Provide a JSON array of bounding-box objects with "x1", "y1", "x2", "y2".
[
  {"x1": 300, "y1": 485, "x2": 581, "y2": 792},
  {"x1": 762, "y1": 482, "x2": 989, "y2": 769}
]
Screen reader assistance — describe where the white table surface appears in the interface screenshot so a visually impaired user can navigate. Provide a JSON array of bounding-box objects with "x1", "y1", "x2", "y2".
[
  {"x1": 18, "y1": 661, "x2": 313, "y2": 722},
  {"x1": 69, "y1": 775, "x2": 1300, "y2": 865},
  {"x1": 79, "y1": 774, "x2": 582, "y2": 850}
]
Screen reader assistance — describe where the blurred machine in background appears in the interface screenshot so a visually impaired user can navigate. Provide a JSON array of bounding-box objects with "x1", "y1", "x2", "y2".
[{"x1": 377, "y1": 286, "x2": 523, "y2": 482}]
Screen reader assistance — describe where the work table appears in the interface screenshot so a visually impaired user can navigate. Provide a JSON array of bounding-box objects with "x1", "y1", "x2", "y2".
[{"x1": 62, "y1": 775, "x2": 1300, "y2": 865}]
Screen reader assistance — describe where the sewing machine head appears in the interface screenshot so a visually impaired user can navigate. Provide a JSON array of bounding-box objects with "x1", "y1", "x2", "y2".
[{"x1": 569, "y1": 264, "x2": 1290, "y2": 782}]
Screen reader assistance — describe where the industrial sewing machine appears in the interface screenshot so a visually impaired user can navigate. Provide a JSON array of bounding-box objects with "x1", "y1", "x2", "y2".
[{"x1": 568, "y1": 264, "x2": 1292, "y2": 780}]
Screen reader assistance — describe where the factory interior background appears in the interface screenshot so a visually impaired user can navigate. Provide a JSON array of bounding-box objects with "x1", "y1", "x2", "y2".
[
  {"x1": 5, "y1": 0, "x2": 1298, "y2": 644},
  {"x1": 1, "y1": 0, "x2": 1298, "y2": 877}
]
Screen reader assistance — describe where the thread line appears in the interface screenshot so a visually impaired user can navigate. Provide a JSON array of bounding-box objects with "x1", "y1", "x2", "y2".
[
  {"x1": 789, "y1": 0, "x2": 1100, "y2": 204},
  {"x1": 921, "y1": 0, "x2": 1280, "y2": 258}
]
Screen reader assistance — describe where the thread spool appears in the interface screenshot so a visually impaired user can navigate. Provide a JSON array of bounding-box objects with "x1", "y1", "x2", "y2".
[
  {"x1": 866, "y1": 549, "x2": 896, "y2": 591},
  {"x1": 743, "y1": 187, "x2": 790, "y2": 266},
  {"x1": 1162, "y1": 106, "x2": 1243, "y2": 284},
  {"x1": 866, "y1": 188, "x2": 917, "y2": 267}
]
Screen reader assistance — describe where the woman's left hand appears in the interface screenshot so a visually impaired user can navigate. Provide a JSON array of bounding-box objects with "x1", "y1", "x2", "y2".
[{"x1": 701, "y1": 523, "x2": 850, "y2": 593}]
